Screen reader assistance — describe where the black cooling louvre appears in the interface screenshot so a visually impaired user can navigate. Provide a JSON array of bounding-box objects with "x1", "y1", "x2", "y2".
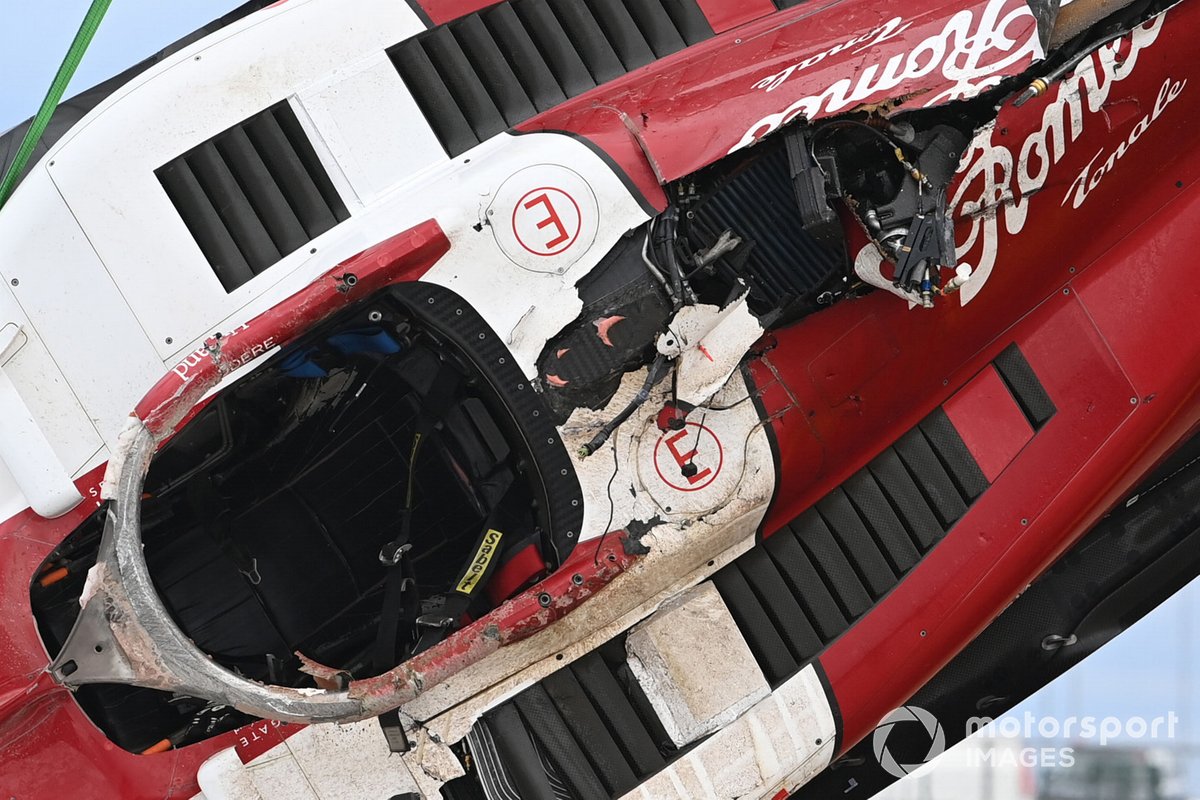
[
  {"x1": 457, "y1": 351, "x2": 1056, "y2": 797},
  {"x1": 458, "y1": 405, "x2": 1005, "y2": 798},
  {"x1": 157, "y1": 101, "x2": 350, "y2": 293},
  {"x1": 714, "y1": 406, "x2": 991, "y2": 687},
  {"x1": 389, "y1": 0, "x2": 714, "y2": 157}
]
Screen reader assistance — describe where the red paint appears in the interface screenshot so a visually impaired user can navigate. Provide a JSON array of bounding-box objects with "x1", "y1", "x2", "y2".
[
  {"x1": 653, "y1": 423, "x2": 723, "y2": 492},
  {"x1": 486, "y1": 543, "x2": 547, "y2": 605},
  {"x1": 233, "y1": 720, "x2": 304, "y2": 764},
  {"x1": 696, "y1": 0, "x2": 776, "y2": 33},
  {"x1": 513, "y1": 188, "x2": 581, "y2": 256},
  {"x1": 807, "y1": 314, "x2": 898, "y2": 408},
  {"x1": 137, "y1": 220, "x2": 449, "y2": 439},
  {"x1": 735, "y1": 3, "x2": 1200, "y2": 759},
  {"x1": 815, "y1": 89, "x2": 1200, "y2": 762},
  {"x1": 0, "y1": 468, "x2": 236, "y2": 800},
  {"x1": 594, "y1": 315, "x2": 625, "y2": 347},
  {"x1": 344, "y1": 532, "x2": 639, "y2": 707},
  {"x1": 4, "y1": 3, "x2": 1200, "y2": 797},
  {"x1": 521, "y1": 0, "x2": 1041, "y2": 194},
  {"x1": 943, "y1": 365, "x2": 1034, "y2": 482},
  {"x1": 411, "y1": 0, "x2": 502, "y2": 26}
]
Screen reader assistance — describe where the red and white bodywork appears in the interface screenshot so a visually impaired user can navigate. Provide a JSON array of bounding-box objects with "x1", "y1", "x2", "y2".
[{"x1": 1, "y1": 0, "x2": 1198, "y2": 797}]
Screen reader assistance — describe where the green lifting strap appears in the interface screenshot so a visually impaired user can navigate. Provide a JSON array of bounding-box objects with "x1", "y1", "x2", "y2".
[{"x1": 0, "y1": 0, "x2": 113, "y2": 210}]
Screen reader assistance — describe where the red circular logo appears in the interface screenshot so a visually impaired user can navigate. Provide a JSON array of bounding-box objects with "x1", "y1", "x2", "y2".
[
  {"x1": 512, "y1": 187, "x2": 582, "y2": 257},
  {"x1": 653, "y1": 423, "x2": 724, "y2": 492}
]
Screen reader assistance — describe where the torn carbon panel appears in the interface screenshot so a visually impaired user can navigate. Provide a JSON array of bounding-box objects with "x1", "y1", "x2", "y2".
[
  {"x1": 714, "y1": 405, "x2": 990, "y2": 686},
  {"x1": 388, "y1": 0, "x2": 714, "y2": 156}
]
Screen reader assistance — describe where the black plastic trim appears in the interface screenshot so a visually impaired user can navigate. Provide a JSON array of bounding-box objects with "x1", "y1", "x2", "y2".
[
  {"x1": 389, "y1": 282, "x2": 585, "y2": 567},
  {"x1": 993, "y1": 343, "x2": 1057, "y2": 429},
  {"x1": 388, "y1": 0, "x2": 713, "y2": 158}
]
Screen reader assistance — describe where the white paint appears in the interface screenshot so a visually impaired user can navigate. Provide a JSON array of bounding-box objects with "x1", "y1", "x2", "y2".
[
  {"x1": 556, "y1": 367, "x2": 767, "y2": 542},
  {"x1": 197, "y1": 748, "x2": 266, "y2": 800},
  {"x1": 951, "y1": 13, "x2": 1167, "y2": 304},
  {"x1": 624, "y1": 665, "x2": 837, "y2": 800},
  {"x1": 297, "y1": 52, "x2": 449, "y2": 206},
  {"x1": 853, "y1": 245, "x2": 925, "y2": 307},
  {"x1": 42, "y1": 0, "x2": 425, "y2": 361},
  {"x1": 197, "y1": 721, "x2": 424, "y2": 800},
  {"x1": 626, "y1": 582, "x2": 771, "y2": 747},
  {"x1": 733, "y1": 0, "x2": 1044, "y2": 152},
  {"x1": 0, "y1": 0, "x2": 647, "y2": 519},
  {"x1": 0, "y1": 366, "x2": 84, "y2": 517},
  {"x1": 489, "y1": 164, "x2": 600, "y2": 273},
  {"x1": 657, "y1": 298, "x2": 765, "y2": 407},
  {"x1": 1062, "y1": 76, "x2": 1187, "y2": 209}
]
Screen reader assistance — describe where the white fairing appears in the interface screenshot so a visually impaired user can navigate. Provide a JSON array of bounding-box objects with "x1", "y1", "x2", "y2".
[
  {"x1": 0, "y1": 0, "x2": 649, "y2": 520},
  {"x1": 0, "y1": 1, "x2": 802, "y2": 796}
]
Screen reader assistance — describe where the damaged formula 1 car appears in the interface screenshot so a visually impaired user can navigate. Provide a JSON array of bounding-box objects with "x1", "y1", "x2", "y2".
[{"x1": 2, "y1": 0, "x2": 1199, "y2": 797}]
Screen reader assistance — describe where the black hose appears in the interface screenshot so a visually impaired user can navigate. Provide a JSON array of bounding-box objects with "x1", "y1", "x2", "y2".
[{"x1": 579, "y1": 355, "x2": 671, "y2": 458}]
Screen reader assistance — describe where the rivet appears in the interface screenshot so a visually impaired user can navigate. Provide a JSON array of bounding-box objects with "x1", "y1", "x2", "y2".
[
  {"x1": 427, "y1": 297, "x2": 435, "y2": 305},
  {"x1": 560, "y1": 469, "x2": 568, "y2": 476},
  {"x1": 9, "y1": 278, "x2": 17, "y2": 286},
  {"x1": 566, "y1": 531, "x2": 575, "y2": 539},
  {"x1": 547, "y1": 437, "x2": 555, "y2": 444},
  {"x1": 165, "y1": 337, "x2": 173, "y2": 345},
  {"x1": 456, "y1": 308, "x2": 463, "y2": 316},
  {"x1": 499, "y1": 357, "x2": 506, "y2": 364},
  {"x1": 920, "y1": 630, "x2": 927, "y2": 637},
  {"x1": 478, "y1": 333, "x2": 486, "y2": 340},
  {"x1": 538, "y1": 592, "x2": 552, "y2": 607},
  {"x1": 1063, "y1": 288, "x2": 1070, "y2": 295},
  {"x1": 368, "y1": 310, "x2": 383, "y2": 322},
  {"x1": 1130, "y1": 397, "x2": 1139, "y2": 405},
  {"x1": 1021, "y1": 518, "x2": 1029, "y2": 526},
  {"x1": 571, "y1": 499, "x2": 579, "y2": 507},
  {"x1": 571, "y1": 574, "x2": 583, "y2": 586}
]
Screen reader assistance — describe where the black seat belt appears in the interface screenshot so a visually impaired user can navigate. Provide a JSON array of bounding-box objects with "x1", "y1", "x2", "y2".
[
  {"x1": 374, "y1": 364, "x2": 460, "y2": 752},
  {"x1": 410, "y1": 473, "x2": 519, "y2": 656}
]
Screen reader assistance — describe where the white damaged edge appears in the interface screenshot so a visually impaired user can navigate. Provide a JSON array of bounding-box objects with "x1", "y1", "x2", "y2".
[
  {"x1": 100, "y1": 416, "x2": 151, "y2": 500},
  {"x1": 622, "y1": 664, "x2": 837, "y2": 800}
]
